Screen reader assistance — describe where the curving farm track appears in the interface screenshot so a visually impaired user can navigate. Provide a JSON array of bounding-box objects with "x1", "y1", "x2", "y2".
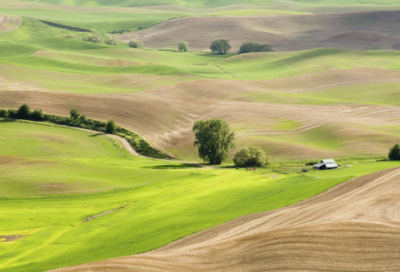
[{"x1": 54, "y1": 166, "x2": 400, "y2": 271}]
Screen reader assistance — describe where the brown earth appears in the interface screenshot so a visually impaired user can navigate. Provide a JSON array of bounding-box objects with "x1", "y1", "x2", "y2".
[
  {"x1": 54, "y1": 166, "x2": 400, "y2": 272},
  {"x1": 0, "y1": 14, "x2": 22, "y2": 34},
  {"x1": 115, "y1": 10, "x2": 400, "y2": 51},
  {"x1": 328, "y1": 31, "x2": 389, "y2": 43},
  {"x1": 0, "y1": 235, "x2": 25, "y2": 243},
  {"x1": 137, "y1": 3, "x2": 400, "y2": 15},
  {"x1": 2, "y1": 89, "x2": 400, "y2": 160}
]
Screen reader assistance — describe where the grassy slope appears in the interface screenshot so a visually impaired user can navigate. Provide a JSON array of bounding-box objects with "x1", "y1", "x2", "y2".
[
  {"x1": 1, "y1": 121, "x2": 399, "y2": 271},
  {"x1": 0, "y1": 8, "x2": 189, "y2": 33}
]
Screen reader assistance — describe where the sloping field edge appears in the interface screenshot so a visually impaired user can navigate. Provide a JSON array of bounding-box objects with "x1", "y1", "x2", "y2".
[{"x1": 0, "y1": 107, "x2": 169, "y2": 159}]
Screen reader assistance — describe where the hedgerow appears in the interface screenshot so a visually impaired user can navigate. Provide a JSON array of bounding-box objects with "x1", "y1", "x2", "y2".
[{"x1": 0, "y1": 105, "x2": 166, "y2": 159}]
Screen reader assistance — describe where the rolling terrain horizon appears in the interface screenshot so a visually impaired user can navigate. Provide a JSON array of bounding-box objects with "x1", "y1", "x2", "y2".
[{"x1": 1, "y1": 0, "x2": 400, "y2": 271}]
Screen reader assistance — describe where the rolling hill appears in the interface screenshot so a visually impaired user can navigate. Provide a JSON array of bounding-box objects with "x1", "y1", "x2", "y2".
[
  {"x1": 115, "y1": 10, "x2": 400, "y2": 52},
  {"x1": 2, "y1": 1, "x2": 400, "y2": 271},
  {"x1": 55, "y1": 166, "x2": 400, "y2": 272}
]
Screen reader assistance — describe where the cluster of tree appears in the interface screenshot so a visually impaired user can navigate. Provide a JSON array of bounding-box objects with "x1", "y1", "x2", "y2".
[
  {"x1": 238, "y1": 42, "x2": 273, "y2": 54},
  {"x1": 108, "y1": 29, "x2": 131, "y2": 34},
  {"x1": 129, "y1": 40, "x2": 144, "y2": 49},
  {"x1": 0, "y1": 104, "x2": 166, "y2": 159},
  {"x1": 208, "y1": 39, "x2": 274, "y2": 55},
  {"x1": 193, "y1": 118, "x2": 269, "y2": 166},
  {"x1": 63, "y1": 34, "x2": 118, "y2": 46},
  {"x1": 210, "y1": 39, "x2": 231, "y2": 55}
]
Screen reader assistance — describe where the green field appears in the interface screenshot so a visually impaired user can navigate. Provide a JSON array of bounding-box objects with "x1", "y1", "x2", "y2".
[
  {"x1": 1, "y1": 120, "x2": 399, "y2": 271},
  {"x1": 2, "y1": 1, "x2": 400, "y2": 270}
]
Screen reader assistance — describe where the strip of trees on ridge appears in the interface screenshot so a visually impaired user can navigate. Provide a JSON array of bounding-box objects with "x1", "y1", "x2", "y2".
[
  {"x1": 209, "y1": 39, "x2": 273, "y2": 55},
  {"x1": 0, "y1": 104, "x2": 166, "y2": 159}
]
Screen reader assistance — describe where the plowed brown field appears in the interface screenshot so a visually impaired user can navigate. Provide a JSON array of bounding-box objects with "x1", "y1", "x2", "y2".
[
  {"x1": 2, "y1": 89, "x2": 400, "y2": 160},
  {"x1": 0, "y1": 14, "x2": 22, "y2": 34},
  {"x1": 115, "y1": 10, "x2": 400, "y2": 51},
  {"x1": 54, "y1": 166, "x2": 400, "y2": 272}
]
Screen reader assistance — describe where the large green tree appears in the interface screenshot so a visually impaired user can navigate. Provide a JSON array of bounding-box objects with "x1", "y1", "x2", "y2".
[
  {"x1": 210, "y1": 39, "x2": 231, "y2": 54},
  {"x1": 178, "y1": 41, "x2": 189, "y2": 52},
  {"x1": 17, "y1": 104, "x2": 30, "y2": 119},
  {"x1": 389, "y1": 143, "x2": 400, "y2": 160},
  {"x1": 193, "y1": 119, "x2": 235, "y2": 165}
]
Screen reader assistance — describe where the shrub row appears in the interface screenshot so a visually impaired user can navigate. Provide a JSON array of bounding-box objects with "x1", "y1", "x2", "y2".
[
  {"x1": 0, "y1": 105, "x2": 166, "y2": 159},
  {"x1": 63, "y1": 34, "x2": 118, "y2": 46}
]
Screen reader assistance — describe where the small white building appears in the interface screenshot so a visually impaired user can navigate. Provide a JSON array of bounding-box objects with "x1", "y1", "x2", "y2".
[{"x1": 313, "y1": 159, "x2": 338, "y2": 170}]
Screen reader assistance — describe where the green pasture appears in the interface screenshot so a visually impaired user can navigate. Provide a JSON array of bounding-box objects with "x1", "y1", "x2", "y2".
[
  {"x1": 1, "y1": 8, "x2": 188, "y2": 33},
  {"x1": 2, "y1": 15, "x2": 400, "y2": 94},
  {"x1": 1, "y1": 120, "x2": 399, "y2": 271}
]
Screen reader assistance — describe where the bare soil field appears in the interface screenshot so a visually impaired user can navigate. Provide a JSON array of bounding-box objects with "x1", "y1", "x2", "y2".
[
  {"x1": 145, "y1": 68, "x2": 400, "y2": 97},
  {"x1": 115, "y1": 10, "x2": 400, "y2": 51},
  {"x1": 54, "y1": 166, "x2": 400, "y2": 271},
  {"x1": 137, "y1": 3, "x2": 400, "y2": 14},
  {"x1": 0, "y1": 14, "x2": 22, "y2": 34},
  {"x1": 0, "y1": 235, "x2": 25, "y2": 243},
  {"x1": 2, "y1": 89, "x2": 400, "y2": 160}
]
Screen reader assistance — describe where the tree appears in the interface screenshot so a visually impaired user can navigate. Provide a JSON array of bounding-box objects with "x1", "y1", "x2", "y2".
[
  {"x1": 234, "y1": 147, "x2": 270, "y2": 167},
  {"x1": 17, "y1": 104, "x2": 30, "y2": 119},
  {"x1": 193, "y1": 119, "x2": 235, "y2": 165},
  {"x1": 105, "y1": 38, "x2": 118, "y2": 46},
  {"x1": 0, "y1": 109, "x2": 8, "y2": 118},
  {"x1": 210, "y1": 39, "x2": 231, "y2": 54},
  {"x1": 178, "y1": 41, "x2": 189, "y2": 52},
  {"x1": 129, "y1": 40, "x2": 144, "y2": 49},
  {"x1": 31, "y1": 109, "x2": 44, "y2": 121},
  {"x1": 106, "y1": 119, "x2": 117, "y2": 134},
  {"x1": 389, "y1": 143, "x2": 400, "y2": 160},
  {"x1": 82, "y1": 34, "x2": 103, "y2": 44},
  {"x1": 238, "y1": 42, "x2": 273, "y2": 54},
  {"x1": 70, "y1": 109, "x2": 80, "y2": 119}
]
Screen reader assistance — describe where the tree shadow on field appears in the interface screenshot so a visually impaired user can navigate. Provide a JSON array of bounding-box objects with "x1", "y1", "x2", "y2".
[
  {"x1": 0, "y1": 118, "x2": 17, "y2": 123},
  {"x1": 89, "y1": 133, "x2": 104, "y2": 137},
  {"x1": 144, "y1": 163, "x2": 201, "y2": 169}
]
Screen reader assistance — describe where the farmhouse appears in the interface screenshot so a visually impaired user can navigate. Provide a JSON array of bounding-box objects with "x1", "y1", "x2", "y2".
[{"x1": 313, "y1": 159, "x2": 338, "y2": 170}]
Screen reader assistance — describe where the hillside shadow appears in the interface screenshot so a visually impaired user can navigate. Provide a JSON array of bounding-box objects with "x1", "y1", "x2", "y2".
[
  {"x1": 89, "y1": 133, "x2": 104, "y2": 137},
  {"x1": 0, "y1": 118, "x2": 17, "y2": 123},
  {"x1": 144, "y1": 163, "x2": 201, "y2": 169}
]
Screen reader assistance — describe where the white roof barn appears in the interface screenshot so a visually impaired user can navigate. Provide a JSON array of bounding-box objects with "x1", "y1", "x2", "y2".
[{"x1": 313, "y1": 159, "x2": 338, "y2": 170}]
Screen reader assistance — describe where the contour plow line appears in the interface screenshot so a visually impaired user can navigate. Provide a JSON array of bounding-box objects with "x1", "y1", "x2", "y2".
[
  {"x1": 0, "y1": 14, "x2": 23, "y2": 34},
  {"x1": 55, "y1": 167, "x2": 400, "y2": 271}
]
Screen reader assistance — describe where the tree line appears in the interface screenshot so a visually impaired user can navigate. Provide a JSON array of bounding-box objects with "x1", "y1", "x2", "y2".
[
  {"x1": 0, "y1": 104, "x2": 166, "y2": 159},
  {"x1": 121, "y1": 38, "x2": 273, "y2": 55}
]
